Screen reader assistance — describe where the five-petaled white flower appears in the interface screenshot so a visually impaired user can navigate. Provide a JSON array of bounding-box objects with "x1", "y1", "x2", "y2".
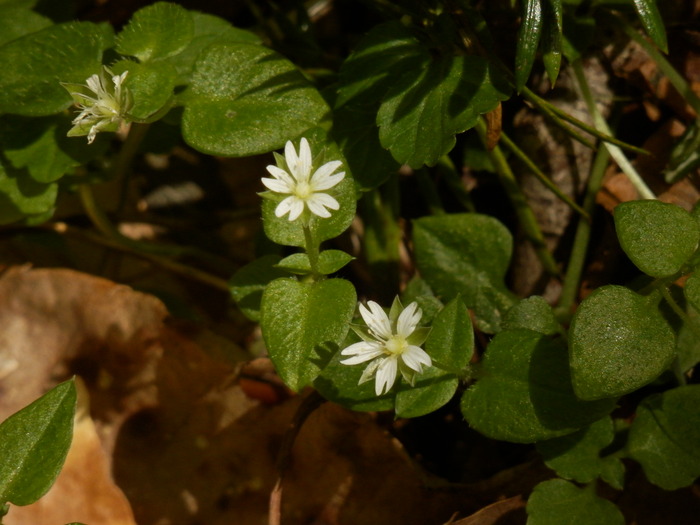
[
  {"x1": 62, "y1": 66, "x2": 133, "y2": 144},
  {"x1": 340, "y1": 297, "x2": 432, "y2": 396},
  {"x1": 262, "y1": 137, "x2": 345, "y2": 222}
]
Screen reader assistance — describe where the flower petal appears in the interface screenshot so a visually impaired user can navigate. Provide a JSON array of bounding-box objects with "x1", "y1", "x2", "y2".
[
  {"x1": 360, "y1": 301, "x2": 392, "y2": 340},
  {"x1": 375, "y1": 356, "x2": 398, "y2": 395},
  {"x1": 358, "y1": 358, "x2": 382, "y2": 385},
  {"x1": 296, "y1": 137, "x2": 312, "y2": 181},
  {"x1": 340, "y1": 341, "x2": 384, "y2": 364},
  {"x1": 396, "y1": 301, "x2": 422, "y2": 337},
  {"x1": 401, "y1": 346, "x2": 432, "y2": 372},
  {"x1": 265, "y1": 165, "x2": 296, "y2": 187},
  {"x1": 275, "y1": 196, "x2": 296, "y2": 217},
  {"x1": 284, "y1": 140, "x2": 298, "y2": 177},
  {"x1": 311, "y1": 161, "x2": 344, "y2": 187},
  {"x1": 287, "y1": 199, "x2": 305, "y2": 221},
  {"x1": 261, "y1": 176, "x2": 292, "y2": 194},
  {"x1": 305, "y1": 196, "x2": 333, "y2": 218}
]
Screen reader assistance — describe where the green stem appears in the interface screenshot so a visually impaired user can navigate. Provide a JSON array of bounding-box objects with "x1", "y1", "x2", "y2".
[
  {"x1": 611, "y1": 11, "x2": 700, "y2": 116},
  {"x1": 114, "y1": 122, "x2": 149, "y2": 211},
  {"x1": 556, "y1": 146, "x2": 611, "y2": 318},
  {"x1": 476, "y1": 118, "x2": 560, "y2": 276},
  {"x1": 436, "y1": 155, "x2": 475, "y2": 212},
  {"x1": 521, "y1": 86, "x2": 649, "y2": 156},
  {"x1": 303, "y1": 223, "x2": 321, "y2": 280},
  {"x1": 571, "y1": 59, "x2": 656, "y2": 200},
  {"x1": 499, "y1": 131, "x2": 591, "y2": 221},
  {"x1": 658, "y1": 285, "x2": 695, "y2": 386}
]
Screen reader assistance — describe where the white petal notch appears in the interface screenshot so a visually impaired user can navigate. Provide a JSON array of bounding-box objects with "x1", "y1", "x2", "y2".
[
  {"x1": 340, "y1": 296, "x2": 432, "y2": 396},
  {"x1": 261, "y1": 137, "x2": 345, "y2": 222}
]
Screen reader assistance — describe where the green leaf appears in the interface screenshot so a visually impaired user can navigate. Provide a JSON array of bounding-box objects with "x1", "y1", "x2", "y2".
[
  {"x1": 0, "y1": 379, "x2": 76, "y2": 506},
  {"x1": 536, "y1": 417, "x2": 625, "y2": 489},
  {"x1": 165, "y1": 12, "x2": 261, "y2": 83},
  {"x1": 0, "y1": 114, "x2": 105, "y2": 183},
  {"x1": 261, "y1": 131, "x2": 356, "y2": 248},
  {"x1": 413, "y1": 213, "x2": 516, "y2": 333},
  {"x1": 229, "y1": 254, "x2": 288, "y2": 322},
  {"x1": 461, "y1": 329, "x2": 616, "y2": 443},
  {"x1": 425, "y1": 297, "x2": 474, "y2": 372},
  {"x1": 111, "y1": 59, "x2": 177, "y2": 121},
  {"x1": 541, "y1": 0, "x2": 563, "y2": 86},
  {"x1": 0, "y1": 161, "x2": 57, "y2": 224},
  {"x1": 394, "y1": 367, "x2": 458, "y2": 418},
  {"x1": 632, "y1": 0, "x2": 668, "y2": 53},
  {"x1": 685, "y1": 273, "x2": 700, "y2": 314},
  {"x1": 627, "y1": 385, "x2": 700, "y2": 490},
  {"x1": 377, "y1": 54, "x2": 510, "y2": 168},
  {"x1": 182, "y1": 42, "x2": 330, "y2": 156},
  {"x1": 0, "y1": 21, "x2": 110, "y2": 116},
  {"x1": 526, "y1": 479, "x2": 625, "y2": 525},
  {"x1": 0, "y1": 5, "x2": 51, "y2": 46},
  {"x1": 502, "y1": 296, "x2": 560, "y2": 335},
  {"x1": 276, "y1": 250, "x2": 354, "y2": 276},
  {"x1": 261, "y1": 278, "x2": 356, "y2": 391},
  {"x1": 569, "y1": 285, "x2": 676, "y2": 400},
  {"x1": 614, "y1": 200, "x2": 700, "y2": 278},
  {"x1": 515, "y1": 0, "x2": 544, "y2": 92},
  {"x1": 116, "y1": 2, "x2": 194, "y2": 62}
]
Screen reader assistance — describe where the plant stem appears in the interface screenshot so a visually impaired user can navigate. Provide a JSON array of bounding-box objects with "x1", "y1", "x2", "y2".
[
  {"x1": 303, "y1": 223, "x2": 321, "y2": 279},
  {"x1": 115, "y1": 122, "x2": 150, "y2": 211},
  {"x1": 571, "y1": 59, "x2": 656, "y2": 200},
  {"x1": 414, "y1": 168, "x2": 445, "y2": 215},
  {"x1": 437, "y1": 155, "x2": 475, "y2": 212},
  {"x1": 475, "y1": 118, "x2": 560, "y2": 276},
  {"x1": 499, "y1": 130, "x2": 591, "y2": 221},
  {"x1": 556, "y1": 146, "x2": 610, "y2": 318}
]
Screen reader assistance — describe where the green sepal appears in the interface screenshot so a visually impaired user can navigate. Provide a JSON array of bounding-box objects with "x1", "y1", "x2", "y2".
[{"x1": 275, "y1": 250, "x2": 354, "y2": 276}]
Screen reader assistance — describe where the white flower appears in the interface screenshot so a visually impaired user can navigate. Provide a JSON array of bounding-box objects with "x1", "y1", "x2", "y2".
[
  {"x1": 340, "y1": 298, "x2": 432, "y2": 396},
  {"x1": 262, "y1": 137, "x2": 345, "y2": 222},
  {"x1": 62, "y1": 66, "x2": 133, "y2": 144}
]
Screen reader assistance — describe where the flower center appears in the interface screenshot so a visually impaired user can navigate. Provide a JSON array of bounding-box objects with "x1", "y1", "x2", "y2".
[
  {"x1": 294, "y1": 180, "x2": 313, "y2": 199},
  {"x1": 384, "y1": 335, "x2": 408, "y2": 356}
]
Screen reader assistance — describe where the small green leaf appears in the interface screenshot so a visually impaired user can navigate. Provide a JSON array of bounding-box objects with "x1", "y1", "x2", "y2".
[
  {"x1": 116, "y1": 2, "x2": 194, "y2": 62},
  {"x1": 632, "y1": 0, "x2": 668, "y2": 53},
  {"x1": 0, "y1": 162, "x2": 57, "y2": 224},
  {"x1": 526, "y1": 479, "x2": 625, "y2": 525},
  {"x1": 394, "y1": 367, "x2": 458, "y2": 418},
  {"x1": 541, "y1": 0, "x2": 563, "y2": 86},
  {"x1": 229, "y1": 254, "x2": 288, "y2": 322},
  {"x1": 261, "y1": 278, "x2": 356, "y2": 391},
  {"x1": 461, "y1": 329, "x2": 616, "y2": 443},
  {"x1": 627, "y1": 385, "x2": 700, "y2": 490},
  {"x1": 413, "y1": 213, "x2": 516, "y2": 333},
  {"x1": 515, "y1": 0, "x2": 544, "y2": 92},
  {"x1": 0, "y1": 5, "x2": 51, "y2": 46},
  {"x1": 502, "y1": 296, "x2": 560, "y2": 335},
  {"x1": 536, "y1": 417, "x2": 625, "y2": 489},
  {"x1": 276, "y1": 250, "x2": 354, "y2": 275},
  {"x1": 0, "y1": 115, "x2": 105, "y2": 183},
  {"x1": 0, "y1": 21, "x2": 110, "y2": 116},
  {"x1": 614, "y1": 200, "x2": 700, "y2": 278},
  {"x1": 261, "y1": 131, "x2": 356, "y2": 248},
  {"x1": 425, "y1": 297, "x2": 474, "y2": 372},
  {"x1": 0, "y1": 379, "x2": 76, "y2": 506},
  {"x1": 685, "y1": 273, "x2": 700, "y2": 314},
  {"x1": 377, "y1": 54, "x2": 510, "y2": 168},
  {"x1": 111, "y1": 59, "x2": 176, "y2": 120},
  {"x1": 182, "y1": 42, "x2": 330, "y2": 156},
  {"x1": 569, "y1": 285, "x2": 676, "y2": 400}
]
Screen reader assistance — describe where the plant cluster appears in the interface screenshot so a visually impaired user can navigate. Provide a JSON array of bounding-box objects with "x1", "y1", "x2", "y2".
[{"x1": 0, "y1": 0, "x2": 698, "y2": 523}]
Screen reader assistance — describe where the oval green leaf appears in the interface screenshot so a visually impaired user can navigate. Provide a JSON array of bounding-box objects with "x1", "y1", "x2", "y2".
[
  {"x1": 182, "y1": 42, "x2": 330, "y2": 156},
  {"x1": 461, "y1": 329, "x2": 616, "y2": 443},
  {"x1": 413, "y1": 213, "x2": 516, "y2": 333},
  {"x1": 394, "y1": 367, "x2": 458, "y2": 418},
  {"x1": 569, "y1": 285, "x2": 676, "y2": 400},
  {"x1": 228, "y1": 254, "x2": 288, "y2": 322},
  {"x1": 425, "y1": 297, "x2": 474, "y2": 372},
  {"x1": 0, "y1": 379, "x2": 76, "y2": 506},
  {"x1": 526, "y1": 479, "x2": 625, "y2": 525},
  {"x1": 260, "y1": 277, "x2": 356, "y2": 391},
  {"x1": 614, "y1": 200, "x2": 700, "y2": 278},
  {"x1": 627, "y1": 385, "x2": 700, "y2": 490},
  {"x1": 633, "y1": 0, "x2": 668, "y2": 53},
  {"x1": 515, "y1": 0, "x2": 543, "y2": 92},
  {"x1": 112, "y1": 59, "x2": 177, "y2": 120},
  {"x1": 116, "y1": 2, "x2": 194, "y2": 62}
]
